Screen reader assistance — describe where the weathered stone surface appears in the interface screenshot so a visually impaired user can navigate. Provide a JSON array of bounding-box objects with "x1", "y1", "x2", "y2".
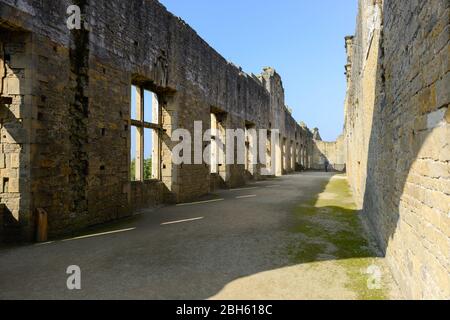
[
  {"x1": 1, "y1": 0, "x2": 447, "y2": 300},
  {"x1": 0, "y1": 0, "x2": 315, "y2": 240},
  {"x1": 344, "y1": 0, "x2": 450, "y2": 299},
  {"x1": 311, "y1": 131, "x2": 346, "y2": 172}
]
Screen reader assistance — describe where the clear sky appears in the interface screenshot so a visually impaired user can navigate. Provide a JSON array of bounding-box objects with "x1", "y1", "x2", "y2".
[{"x1": 159, "y1": 0, "x2": 358, "y2": 142}]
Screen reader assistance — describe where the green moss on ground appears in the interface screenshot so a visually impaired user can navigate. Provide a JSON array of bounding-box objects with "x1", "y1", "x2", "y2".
[{"x1": 289, "y1": 175, "x2": 387, "y2": 300}]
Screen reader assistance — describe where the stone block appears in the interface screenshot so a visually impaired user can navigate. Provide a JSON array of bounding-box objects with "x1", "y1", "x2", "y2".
[{"x1": 436, "y1": 72, "x2": 450, "y2": 108}]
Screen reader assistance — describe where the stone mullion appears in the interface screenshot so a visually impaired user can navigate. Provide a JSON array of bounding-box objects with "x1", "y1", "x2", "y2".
[
  {"x1": 135, "y1": 86, "x2": 144, "y2": 181},
  {"x1": 152, "y1": 93, "x2": 161, "y2": 180}
]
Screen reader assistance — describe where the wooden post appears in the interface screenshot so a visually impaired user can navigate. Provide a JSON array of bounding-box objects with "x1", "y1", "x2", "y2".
[{"x1": 36, "y1": 208, "x2": 48, "y2": 242}]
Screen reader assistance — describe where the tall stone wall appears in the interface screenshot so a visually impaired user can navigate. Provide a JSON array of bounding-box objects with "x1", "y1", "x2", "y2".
[
  {"x1": 0, "y1": 29, "x2": 33, "y2": 241},
  {"x1": 311, "y1": 133, "x2": 346, "y2": 172},
  {"x1": 344, "y1": 0, "x2": 449, "y2": 299},
  {"x1": 0, "y1": 0, "x2": 315, "y2": 240}
]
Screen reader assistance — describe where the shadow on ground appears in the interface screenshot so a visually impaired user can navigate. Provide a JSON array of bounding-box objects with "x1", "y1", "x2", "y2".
[{"x1": 0, "y1": 173, "x2": 391, "y2": 300}]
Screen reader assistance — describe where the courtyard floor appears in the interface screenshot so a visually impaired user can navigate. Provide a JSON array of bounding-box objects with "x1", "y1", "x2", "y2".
[{"x1": 0, "y1": 172, "x2": 396, "y2": 299}]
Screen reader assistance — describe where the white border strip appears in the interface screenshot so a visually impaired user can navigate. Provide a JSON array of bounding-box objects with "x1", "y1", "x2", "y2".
[
  {"x1": 161, "y1": 217, "x2": 204, "y2": 226},
  {"x1": 236, "y1": 195, "x2": 257, "y2": 199},
  {"x1": 176, "y1": 199, "x2": 224, "y2": 207},
  {"x1": 62, "y1": 228, "x2": 136, "y2": 242}
]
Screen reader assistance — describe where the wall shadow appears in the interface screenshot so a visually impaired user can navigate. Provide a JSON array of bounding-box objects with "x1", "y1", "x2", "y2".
[
  {"x1": 359, "y1": 2, "x2": 447, "y2": 253},
  {"x1": 0, "y1": 172, "x2": 386, "y2": 299},
  {"x1": 0, "y1": 27, "x2": 32, "y2": 242},
  {"x1": 354, "y1": 1, "x2": 449, "y2": 298},
  {"x1": 0, "y1": 102, "x2": 28, "y2": 242}
]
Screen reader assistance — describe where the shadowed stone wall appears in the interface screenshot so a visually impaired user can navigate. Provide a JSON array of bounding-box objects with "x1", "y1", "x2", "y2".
[
  {"x1": 345, "y1": 0, "x2": 449, "y2": 299},
  {"x1": 311, "y1": 132, "x2": 346, "y2": 172},
  {"x1": 0, "y1": 0, "x2": 314, "y2": 240}
]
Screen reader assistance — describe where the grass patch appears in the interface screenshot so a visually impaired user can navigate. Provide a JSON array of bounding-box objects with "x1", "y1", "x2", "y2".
[
  {"x1": 287, "y1": 241, "x2": 327, "y2": 263},
  {"x1": 288, "y1": 175, "x2": 388, "y2": 300}
]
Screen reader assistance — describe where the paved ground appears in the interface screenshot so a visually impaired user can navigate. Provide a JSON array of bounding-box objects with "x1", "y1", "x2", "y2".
[{"x1": 0, "y1": 172, "x2": 395, "y2": 300}]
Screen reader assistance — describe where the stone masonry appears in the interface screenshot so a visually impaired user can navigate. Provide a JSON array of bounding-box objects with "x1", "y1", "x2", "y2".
[
  {"x1": 344, "y1": 0, "x2": 449, "y2": 299},
  {"x1": 1, "y1": 0, "x2": 448, "y2": 300},
  {"x1": 0, "y1": 0, "x2": 315, "y2": 241},
  {"x1": 310, "y1": 129, "x2": 346, "y2": 172}
]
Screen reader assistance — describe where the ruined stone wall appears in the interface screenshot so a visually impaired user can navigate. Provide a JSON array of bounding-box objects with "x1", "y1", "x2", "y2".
[
  {"x1": 299, "y1": 123, "x2": 313, "y2": 170},
  {"x1": 0, "y1": 28, "x2": 33, "y2": 241},
  {"x1": 345, "y1": 0, "x2": 383, "y2": 204},
  {"x1": 311, "y1": 134, "x2": 346, "y2": 172},
  {"x1": 0, "y1": 0, "x2": 314, "y2": 240},
  {"x1": 345, "y1": 0, "x2": 449, "y2": 299}
]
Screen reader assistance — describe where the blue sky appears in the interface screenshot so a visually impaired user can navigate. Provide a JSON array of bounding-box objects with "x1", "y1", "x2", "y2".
[{"x1": 159, "y1": 0, "x2": 358, "y2": 141}]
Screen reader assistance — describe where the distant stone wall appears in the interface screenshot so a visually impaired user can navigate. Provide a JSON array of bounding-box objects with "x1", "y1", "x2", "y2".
[
  {"x1": 344, "y1": 0, "x2": 449, "y2": 299},
  {"x1": 311, "y1": 133, "x2": 346, "y2": 172},
  {"x1": 0, "y1": 0, "x2": 315, "y2": 240}
]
